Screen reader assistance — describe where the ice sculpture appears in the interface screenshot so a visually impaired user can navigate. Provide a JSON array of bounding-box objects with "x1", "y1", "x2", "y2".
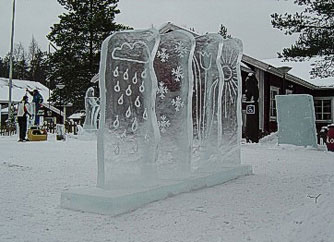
[
  {"x1": 220, "y1": 38, "x2": 243, "y2": 164},
  {"x1": 97, "y1": 28, "x2": 161, "y2": 188},
  {"x1": 276, "y1": 94, "x2": 317, "y2": 148},
  {"x1": 153, "y1": 30, "x2": 195, "y2": 177},
  {"x1": 61, "y1": 27, "x2": 252, "y2": 216},
  {"x1": 83, "y1": 87, "x2": 100, "y2": 130},
  {"x1": 192, "y1": 34, "x2": 224, "y2": 170}
]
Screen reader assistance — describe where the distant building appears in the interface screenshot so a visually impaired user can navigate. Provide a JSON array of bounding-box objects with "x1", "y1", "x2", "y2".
[
  {"x1": 243, "y1": 56, "x2": 334, "y2": 134},
  {"x1": 0, "y1": 78, "x2": 64, "y2": 126}
]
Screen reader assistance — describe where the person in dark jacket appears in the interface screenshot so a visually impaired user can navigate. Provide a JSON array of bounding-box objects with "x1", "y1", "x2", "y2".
[
  {"x1": 26, "y1": 88, "x2": 43, "y2": 125},
  {"x1": 17, "y1": 95, "x2": 31, "y2": 141},
  {"x1": 244, "y1": 73, "x2": 260, "y2": 143}
]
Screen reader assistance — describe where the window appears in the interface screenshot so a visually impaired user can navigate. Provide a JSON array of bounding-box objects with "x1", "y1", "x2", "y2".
[
  {"x1": 314, "y1": 99, "x2": 332, "y2": 122},
  {"x1": 270, "y1": 86, "x2": 280, "y2": 120}
]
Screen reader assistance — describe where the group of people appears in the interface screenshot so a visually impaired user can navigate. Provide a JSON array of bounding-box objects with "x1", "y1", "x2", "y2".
[{"x1": 17, "y1": 88, "x2": 43, "y2": 142}]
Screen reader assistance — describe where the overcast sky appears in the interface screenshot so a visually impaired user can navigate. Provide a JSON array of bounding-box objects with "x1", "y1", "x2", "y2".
[{"x1": 0, "y1": 0, "x2": 302, "y2": 59}]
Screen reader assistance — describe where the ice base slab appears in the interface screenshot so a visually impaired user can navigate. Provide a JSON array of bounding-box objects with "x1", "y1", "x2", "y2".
[{"x1": 61, "y1": 165, "x2": 252, "y2": 216}]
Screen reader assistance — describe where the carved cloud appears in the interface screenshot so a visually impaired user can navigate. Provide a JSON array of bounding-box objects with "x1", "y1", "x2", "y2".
[{"x1": 111, "y1": 41, "x2": 150, "y2": 64}]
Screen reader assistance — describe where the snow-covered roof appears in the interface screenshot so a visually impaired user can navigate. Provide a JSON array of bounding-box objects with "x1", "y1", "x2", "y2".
[
  {"x1": 1, "y1": 107, "x2": 8, "y2": 114},
  {"x1": 262, "y1": 58, "x2": 334, "y2": 88},
  {"x1": 0, "y1": 78, "x2": 50, "y2": 104},
  {"x1": 158, "y1": 22, "x2": 200, "y2": 37},
  {"x1": 68, "y1": 111, "x2": 85, "y2": 120}
]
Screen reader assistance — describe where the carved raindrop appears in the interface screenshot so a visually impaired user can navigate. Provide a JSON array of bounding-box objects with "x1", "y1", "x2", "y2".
[
  {"x1": 125, "y1": 85, "x2": 132, "y2": 96},
  {"x1": 113, "y1": 115, "x2": 119, "y2": 129},
  {"x1": 141, "y1": 69, "x2": 147, "y2": 79},
  {"x1": 126, "y1": 106, "x2": 131, "y2": 118},
  {"x1": 143, "y1": 108, "x2": 148, "y2": 120},
  {"x1": 114, "y1": 144, "x2": 120, "y2": 155},
  {"x1": 131, "y1": 117, "x2": 138, "y2": 132},
  {"x1": 117, "y1": 94, "x2": 124, "y2": 105},
  {"x1": 134, "y1": 96, "x2": 141, "y2": 108},
  {"x1": 139, "y1": 81, "x2": 145, "y2": 93},
  {"x1": 144, "y1": 134, "x2": 150, "y2": 142},
  {"x1": 114, "y1": 81, "x2": 120, "y2": 92},
  {"x1": 132, "y1": 72, "x2": 138, "y2": 84},
  {"x1": 132, "y1": 141, "x2": 138, "y2": 153},
  {"x1": 123, "y1": 68, "x2": 129, "y2": 80},
  {"x1": 113, "y1": 66, "x2": 119, "y2": 77}
]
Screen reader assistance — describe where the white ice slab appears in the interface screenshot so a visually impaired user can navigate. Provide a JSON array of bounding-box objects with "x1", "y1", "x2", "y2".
[
  {"x1": 276, "y1": 94, "x2": 317, "y2": 148},
  {"x1": 61, "y1": 165, "x2": 252, "y2": 216}
]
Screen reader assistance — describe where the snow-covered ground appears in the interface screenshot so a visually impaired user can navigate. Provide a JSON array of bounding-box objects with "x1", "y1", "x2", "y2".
[{"x1": 1, "y1": 134, "x2": 334, "y2": 242}]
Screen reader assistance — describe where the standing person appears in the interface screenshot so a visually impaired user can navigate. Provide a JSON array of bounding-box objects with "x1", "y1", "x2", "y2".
[
  {"x1": 26, "y1": 88, "x2": 43, "y2": 126},
  {"x1": 17, "y1": 95, "x2": 31, "y2": 142},
  {"x1": 244, "y1": 73, "x2": 260, "y2": 143}
]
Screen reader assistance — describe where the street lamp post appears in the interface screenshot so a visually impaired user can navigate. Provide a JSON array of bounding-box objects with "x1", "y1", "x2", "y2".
[
  {"x1": 56, "y1": 84, "x2": 65, "y2": 124},
  {"x1": 7, "y1": 0, "x2": 16, "y2": 127}
]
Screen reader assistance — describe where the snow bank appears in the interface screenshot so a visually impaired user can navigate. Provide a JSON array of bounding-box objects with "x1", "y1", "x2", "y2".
[{"x1": 1, "y1": 134, "x2": 334, "y2": 242}]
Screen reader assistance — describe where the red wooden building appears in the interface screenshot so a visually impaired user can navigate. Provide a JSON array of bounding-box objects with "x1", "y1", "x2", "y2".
[{"x1": 242, "y1": 55, "x2": 334, "y2": 136}]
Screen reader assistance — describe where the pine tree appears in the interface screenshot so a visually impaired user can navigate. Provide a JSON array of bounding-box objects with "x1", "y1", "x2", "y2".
[
  {"x1": 16, "y1": 56, "x2": 29, "y2": 80},
  {"x1": 27, "y1": 37, "x2": 48, "y2": 85},
  {"x1": 0, "y1": 55, "x2": 10, "y2": 79},
  {"x1": 9, "y1": 43, "x2": 29, "y2": 80},
  {"x1": 47, "y1": 0, "x2": 130, "y2": 110},
  {"x1": 271, "y1": 0, "x2": 334, "y2": 78},
  {"x1": 218, "y1": 24, "x2": 232, "y2": 39},
  {"x1": 0, "y1": 57, "x2": 6, "y2": 77},
  {"x1": 29, "y1": 49, "x2": 48, "y2": 84}
]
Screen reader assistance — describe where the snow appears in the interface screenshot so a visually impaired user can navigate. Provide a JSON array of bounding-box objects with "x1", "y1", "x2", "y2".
[
  {"x1": 67, "y1": 112, "x2": 85, "y2": 120},
  {"x1": 1, "y1": 107, "x2": 8, "y2": 113},
  {"x1": 262, "y1": 57, "x2": 334, "y2": 88},
  {"x1": 0, "y1": 78, "x2": 50, "y2": 103},
  {"x1": 1, "y1": 134, "x2": 334, "y2": 242}
]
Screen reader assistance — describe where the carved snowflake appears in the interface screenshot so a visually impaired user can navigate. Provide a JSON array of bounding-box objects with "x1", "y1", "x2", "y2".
[
  {"x1": 172, "y1": 66, "x2": 184, "y2": 82},
  {"x1": 157, "y1": 82, "x2": 169, "y2": 99},
  {"x1": 158, "y1": 115, "x2": 171, "y2": 133},
  {"x1": 157, "y1": 48, "x2": 169, "y2": 62},
  {"x1": 174, "y1": 41, "x2": 188, "y2": 58},
  {"x1": 171, "y1": 96, "x2": 184, "y2": 112}
]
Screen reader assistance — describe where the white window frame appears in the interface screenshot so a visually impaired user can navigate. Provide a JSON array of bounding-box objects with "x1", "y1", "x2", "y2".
[
  {"x1": 270, "y1": 86, "x2": 280, "y2": 121},
  {"x1": 285, "y1": 89, "x2": 293, "y2": 95},
  {"x1": 314, "y1": 97, "x2": 333, "y2": 123}
]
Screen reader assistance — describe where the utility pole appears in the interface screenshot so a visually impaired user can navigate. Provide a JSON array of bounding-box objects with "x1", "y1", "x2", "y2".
[{"x1": 8, "y1": 0, "x2": 16, "y2": 126}]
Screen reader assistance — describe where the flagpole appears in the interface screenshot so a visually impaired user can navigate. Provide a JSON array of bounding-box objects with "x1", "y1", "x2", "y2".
[{"x1": 8, "y1": 0, "x2": 16, "y2": 127}]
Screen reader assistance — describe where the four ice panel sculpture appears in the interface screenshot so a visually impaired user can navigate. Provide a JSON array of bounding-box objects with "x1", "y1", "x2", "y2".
[
  {"x1": 97, "y1": 28, "x2": 243, "y2": 187},
  {"x1": 60, "y1": 27, "x2": 252, "y2": 216}
]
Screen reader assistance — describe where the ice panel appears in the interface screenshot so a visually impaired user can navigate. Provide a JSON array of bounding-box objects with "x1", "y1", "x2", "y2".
[
  {"x1": 192, "y1": 33, "x2": 224, "y2": 170},
  {"x1": 220, "y1": 38, "x2": 243, "y2": 165},
  {"x1": 153, "y1": 30, "x2": 195, "y2": 178},
  {"x1": 98, "y1": 28, "x2": 161, "y2": 188},
  {"x1": 276, "y1": 94, "x2": 317, "y2": 148}
]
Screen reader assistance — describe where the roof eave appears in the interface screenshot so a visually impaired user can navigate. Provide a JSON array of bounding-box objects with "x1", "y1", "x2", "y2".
[{"x1": 242, "y1": 54, "x2": 284, "y2": 78}]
